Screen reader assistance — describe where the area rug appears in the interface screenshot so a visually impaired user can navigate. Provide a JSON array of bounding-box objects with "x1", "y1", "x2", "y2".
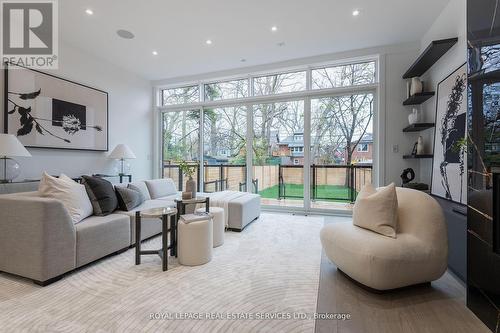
[{"x1": 0, "y1": 213, "x2": 324, "y2": 332}]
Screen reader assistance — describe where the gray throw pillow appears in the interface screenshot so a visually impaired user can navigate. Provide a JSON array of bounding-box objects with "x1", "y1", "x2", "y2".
[
  {"x1": 116, "y1": 186, "x2": 144, "y2": 211},
  {"x1": 128, "y1": 182, "x2": 151, "y2": 200},
  {"x1": 81, "y1": 176, "x2": 118, "y2": 216}
]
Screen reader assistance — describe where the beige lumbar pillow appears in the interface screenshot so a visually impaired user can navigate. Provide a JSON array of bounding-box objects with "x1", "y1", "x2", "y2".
[
  {"x1": 38, "y1": 172, "x2": 93, "y2": 224},
  {"x1": 352, "y1": 183, "x2": 398, "y2": 238}
]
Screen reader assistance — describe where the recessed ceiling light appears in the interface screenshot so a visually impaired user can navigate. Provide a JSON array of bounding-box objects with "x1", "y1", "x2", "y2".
[
  {"x1": 152, "y1": 51, "x2": 158, "y2": 56},
  {"x1": 352, "y1": 9, "x2": 360, "y2": 16},
  {"x1": 116, "y1": 29, "x2": 135, "y2": 39},
  {"x1": 271, "y1": 26, "x2": 278, "y2": 32},
  {"x1": 240, "y1": 58, "x2": 247, "y2": 62},
  {"x1": 85, "y1": 9, "x2": 93, "y2": 15},
  {"x1": 206, "y1": 39, "x2": 213, "y2": 45}
]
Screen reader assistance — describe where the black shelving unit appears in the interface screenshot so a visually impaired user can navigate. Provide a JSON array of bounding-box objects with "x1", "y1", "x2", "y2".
[
  {"x1": 402, "y1": 38, "x2": 458, "y2": 79},
  {"x1": 403, "y1": 154, "x2": 434, "y2": 159},
  {"x1": 403, "y1": 92, "x2": 436, "y2": 105},
  {"x1": 402, "y1": 123, "x2": 435, "y2": 132}
]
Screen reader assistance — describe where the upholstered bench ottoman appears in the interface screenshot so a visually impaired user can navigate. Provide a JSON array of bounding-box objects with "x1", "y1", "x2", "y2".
[
  {"x1": 196, "y1": 207, "x2": 225, "y2": 247},
  {"x1": 203, "y1": 191, "x2": 261, "y2": 231},
  {"x1": 226, "y1": 193, "x2": 260, "y2": 231}
]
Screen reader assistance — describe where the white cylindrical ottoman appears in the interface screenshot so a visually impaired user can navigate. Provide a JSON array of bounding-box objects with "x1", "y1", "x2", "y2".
[
  {"x1": 178, "y1": 216, "x2": 213, "y2": 266},
  {"x1": 196, "y1": 207, "x2": 225, "y2": 247}
]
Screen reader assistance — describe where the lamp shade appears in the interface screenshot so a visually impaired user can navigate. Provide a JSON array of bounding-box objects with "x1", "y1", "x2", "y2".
[
  {"x1": 0, "y1": 134, "x2": 31, "y2": 157},
  {"x1": 109, "y1": 144, "x2": 136, "y2": 159}
]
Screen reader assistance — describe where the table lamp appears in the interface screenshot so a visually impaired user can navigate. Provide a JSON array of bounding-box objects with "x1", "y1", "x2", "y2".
[
  {"x1": 109, "y1": 144, "x2": 136, "y2": 175},
  {"x1": 0, "y1": 134, "x2": 32, "y2": 183}
]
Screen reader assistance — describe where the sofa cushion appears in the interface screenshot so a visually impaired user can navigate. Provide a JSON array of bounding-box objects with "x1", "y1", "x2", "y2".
[
  {"x1": 115, "y1": 186, "x2": 144, "y2": 211},
  {"x1": 81, "y1": 176, "x2": 118, "y2": 216},
  {"x1": 128, "y1": 182, "x2": 151, "y2": 200},
  {"x1": 144, "y1": 179, "x2": 177, "y2": 199},
  {"x1": 75, "y1": 214, "x2": 130, "y2": 267},
  {"x1": 353, "y1": 183, "x2": 398, "y2": 238},
  {"x1": 38, "y1": 172, "x2": 93, "y2": 224}
]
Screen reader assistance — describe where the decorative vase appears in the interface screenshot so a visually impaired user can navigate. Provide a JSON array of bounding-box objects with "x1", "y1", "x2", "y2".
[
  {"x1": 408, "y1": 108, "x2": 419, "y2": 125},
  {"x1": 410, "y1": 77, "x2": 423, "y2": 96},
  {"x1": 185, "y1": 177, "x2": 196, "y2": 199},
  {"x1": 416, "y1": 136, "x2": 425, "y2": 155}
]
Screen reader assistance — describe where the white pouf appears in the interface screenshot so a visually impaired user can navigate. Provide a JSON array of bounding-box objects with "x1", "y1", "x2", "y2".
[
  {"x1": 178, "y1": 216, "x2": 213, "y2": 266},
  {"x1": 196, "y1": 207, "x2": 225, "y2": 247}
]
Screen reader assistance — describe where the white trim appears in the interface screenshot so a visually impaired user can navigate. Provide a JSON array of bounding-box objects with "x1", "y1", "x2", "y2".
[
  {"x1": 199, "y1": 108, "x2": 204, "y2": 190},
  {"x1": 155, "y1": 55, "x2": 379, "y2": 103},
  {"x1": 374, "y1": 54, "x2": 387, "y2": 187},
  {"x1": 303, "y1": 96, "x2": 311, "y2": 212},
  {"x1": 154, "y1": 53, "x2": 381, "y2": 89},
  {"x1": 158, "y1": 55, "x2": 381, "y2": 213},
  {"x1": 158, "y1": 84, "x2": 378, "y2": 112},
  {"x1": 246, "y1": 103, "x2": 253, "y2": 193},
  {"x1": 153, "y1": 86, "x2": 162, "y2": 178}
]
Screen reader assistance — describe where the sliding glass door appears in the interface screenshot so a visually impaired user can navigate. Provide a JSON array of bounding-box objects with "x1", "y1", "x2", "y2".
[
  {"x1": 252, "y1": 100, "x2": 305, "y2": 208},
  {"x1": 203, "y1": 106, "x2": 247, "y2": 193},
  {"x1": 162, "y1": 110, "x2": 200, "y2": 191},
  {"x1": 310, "y1": 94, "x2": 374, "y2": 210}
]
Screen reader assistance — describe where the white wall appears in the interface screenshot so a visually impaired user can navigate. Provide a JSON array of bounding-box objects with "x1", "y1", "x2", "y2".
[
  {"x1": 0, "y1": 43, "x2": 153, "y2": 181},
  {"x1": 418, "y1": 0, "x2": 467, "y2": 184},
  {"x1": 154, "y1": 42, "x2": 420, "y2": 186}
]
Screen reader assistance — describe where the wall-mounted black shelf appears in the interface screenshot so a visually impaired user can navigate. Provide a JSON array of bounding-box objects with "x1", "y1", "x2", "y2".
[
  {"x1": 402, "y1": 123, "x2": 435, "y2": 132},
  {"x1": 403, "y1": 154, "x2": 434, "y2": 159},
  {"x1": 402, "y1": 37, "x2": 458, "y2": 79},
  {"x1": 403, "y1": 92, "x2": 435, "y2": 105}
]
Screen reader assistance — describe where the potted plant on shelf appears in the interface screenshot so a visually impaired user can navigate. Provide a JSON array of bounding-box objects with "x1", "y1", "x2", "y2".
[{"x1": 178, "y1": 160, "x2": 198, "y2": 199}]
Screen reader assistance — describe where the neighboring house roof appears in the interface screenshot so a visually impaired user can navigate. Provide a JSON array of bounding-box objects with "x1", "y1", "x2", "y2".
[{"x1": 358, "y1": 133, "x2": 373, "y2": 144}]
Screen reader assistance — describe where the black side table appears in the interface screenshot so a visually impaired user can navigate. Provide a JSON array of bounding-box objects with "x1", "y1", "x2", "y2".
[
  {"x1": 135, "y1": 207, "x2": 177, "y2": 271},
  {"x1": 175, "y1": 196, "x2": 210, "y2": 221}
]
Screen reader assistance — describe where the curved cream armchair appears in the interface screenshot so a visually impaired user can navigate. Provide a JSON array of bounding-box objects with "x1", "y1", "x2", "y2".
[{"x1": 320, "y1": 187, "x2": 448, "y2": 291}]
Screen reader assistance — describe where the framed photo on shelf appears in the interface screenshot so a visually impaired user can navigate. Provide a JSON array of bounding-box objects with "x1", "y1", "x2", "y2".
[
  {"x1": 3, "y1": 62, "x2": 108, "y2": 151},
  {"x1": 430, "y1": 63, "x2": 467, "y2": 204}
]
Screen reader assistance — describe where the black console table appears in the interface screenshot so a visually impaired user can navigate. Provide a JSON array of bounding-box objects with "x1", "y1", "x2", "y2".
[{"x1": 93, "y1": 174, "x2": 132, "y2": 183}]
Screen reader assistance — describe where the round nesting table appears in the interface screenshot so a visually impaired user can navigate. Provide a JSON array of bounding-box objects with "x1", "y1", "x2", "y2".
[{"x1": 135, "y1": 207, "x2": 177, "y2": 271}]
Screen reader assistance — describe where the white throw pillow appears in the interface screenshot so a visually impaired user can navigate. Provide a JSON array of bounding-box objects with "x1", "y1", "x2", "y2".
[
  {"x1": 38, "y1": 173, "x2": 93, "y2": 224},
  {"x1": 352, "y1": 183, "x2": 398, "y2": 238}
]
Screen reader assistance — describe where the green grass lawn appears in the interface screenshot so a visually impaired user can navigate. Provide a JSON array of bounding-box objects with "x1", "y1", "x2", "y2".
[{"x1": 258, "y1": 184, "x2": 355, "y2": 201}]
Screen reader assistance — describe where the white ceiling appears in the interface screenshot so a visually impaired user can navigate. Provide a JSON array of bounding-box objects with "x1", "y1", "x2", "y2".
[{"x1": 59, "y1": 0, "x2": 451, "y2": 81}]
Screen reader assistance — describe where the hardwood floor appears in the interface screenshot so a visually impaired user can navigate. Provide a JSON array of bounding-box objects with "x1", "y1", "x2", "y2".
[{"x1": 315, "y1": 251, "x2": 490, "y2": 333}]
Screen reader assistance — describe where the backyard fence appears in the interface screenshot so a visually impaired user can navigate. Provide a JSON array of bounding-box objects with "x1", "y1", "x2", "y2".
[{"x1": 163, "y1": 162, "x2": 372, "y2": 203}]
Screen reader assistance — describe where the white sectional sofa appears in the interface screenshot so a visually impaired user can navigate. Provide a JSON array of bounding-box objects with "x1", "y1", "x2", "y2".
[{"x1": 0, "y1": 178, "x2": 260, "y2": 286}]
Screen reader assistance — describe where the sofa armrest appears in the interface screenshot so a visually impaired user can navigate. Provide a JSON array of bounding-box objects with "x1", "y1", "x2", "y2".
[{"x1": 0, "y1": 196, "x2": 76, "y2": 282}]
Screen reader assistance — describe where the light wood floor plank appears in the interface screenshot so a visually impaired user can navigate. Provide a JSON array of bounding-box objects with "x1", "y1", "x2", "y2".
[{"x1": 316, "y1": 250, "x2": 490, "y2": 333}]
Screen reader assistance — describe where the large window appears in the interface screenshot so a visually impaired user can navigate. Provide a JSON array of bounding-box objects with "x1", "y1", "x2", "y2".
[
  {"x1": 162, "y1": 85, "x2": 199, "y2": 105},
  {"x1": 310, "y1": 94, "x2": 374, "y2": 206},
  {"x1": 253, "y1": 71, "x2": 306, "y2": 96},
  {"x1": 203, "y1": 107, "x2": 247, "y2": 192},
  {"x1": 159, "y1": 57, "x2": 378, "y2": 211},
  {"x1": 205, "y1": 79, "x2": 248, "y2": 101},
  {"x1": 162, "y1": 110, "x2": 200, "y2": 190},
  {"x1": 312, "y1": 61, "x2": 376, "y2": 90},
  {"x1": 253, "y1": 101, "x2": 305, "y2": 207}
]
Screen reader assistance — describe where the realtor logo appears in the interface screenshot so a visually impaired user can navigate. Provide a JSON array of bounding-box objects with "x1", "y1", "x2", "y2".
[{"x1": 1, "y1": 0, "x2": 58, "y2": 69}]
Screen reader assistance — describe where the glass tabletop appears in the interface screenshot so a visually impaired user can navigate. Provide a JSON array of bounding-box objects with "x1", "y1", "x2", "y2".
[
  {"x1": 174, "y1": 196, "x2": 207, "y2": 204},
  {"x1": 139, "y1": 207, "x2": 177, "y2": 218}
]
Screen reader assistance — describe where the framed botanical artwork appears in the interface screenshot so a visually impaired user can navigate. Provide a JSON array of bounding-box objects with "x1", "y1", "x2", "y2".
[
  {"x1": 431, "y1": 63, "x2": 467, "y2": 204},
  {"x1": 3, "y1": 62, "x2": 108, "y2": 151}
]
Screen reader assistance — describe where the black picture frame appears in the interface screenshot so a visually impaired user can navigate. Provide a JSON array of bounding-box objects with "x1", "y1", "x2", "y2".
[
  {"x1": 3, "y1": 62, "x2": 109, "y2": 152},
  {"x1": 430, "y1": 62, "x2": 468, "y2": 205}
]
